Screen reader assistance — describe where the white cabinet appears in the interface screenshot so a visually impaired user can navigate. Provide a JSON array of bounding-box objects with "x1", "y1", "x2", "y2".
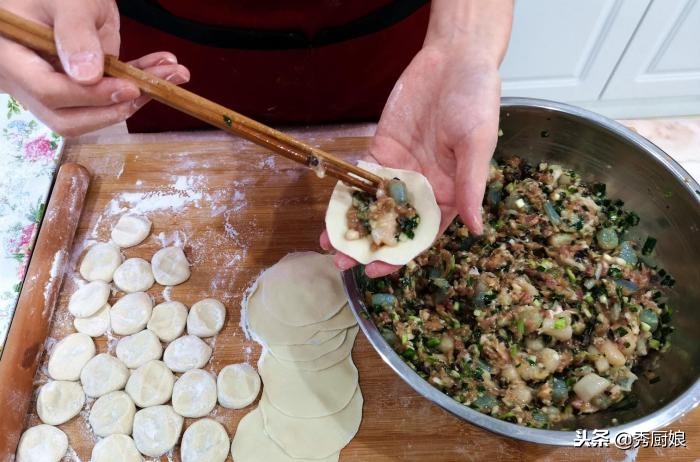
[{"x1": 500, "y1": 0, "x2": 700, "y2": 118}]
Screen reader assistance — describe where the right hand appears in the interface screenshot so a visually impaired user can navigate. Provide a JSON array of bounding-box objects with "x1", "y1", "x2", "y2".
[{"x1": 0, "y1": 0, "x2": 190, "y2": 136}]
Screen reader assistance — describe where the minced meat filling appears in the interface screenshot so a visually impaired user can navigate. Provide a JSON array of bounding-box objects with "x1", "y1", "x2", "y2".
[
  {"x1": 357, "y1": 156, "x2": 674, "y2": 429},
  {"x1": 346, "y1": 179, "x2": 420, "y2": 249}
]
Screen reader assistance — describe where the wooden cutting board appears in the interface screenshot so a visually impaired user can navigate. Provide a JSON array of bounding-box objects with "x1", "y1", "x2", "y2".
[{"x1": 6, "y1": 128, "x2": 699, "y2": 461}]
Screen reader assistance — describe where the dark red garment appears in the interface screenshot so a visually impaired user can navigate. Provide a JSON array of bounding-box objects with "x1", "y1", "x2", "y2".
[{"x1": 117, "y1": 0, "x2": 429, "y2": 132}]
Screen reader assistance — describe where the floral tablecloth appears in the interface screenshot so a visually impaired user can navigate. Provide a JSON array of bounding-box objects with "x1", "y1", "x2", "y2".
[{"x1": 0, "y1": 94, "x2": 63, "y2": 355}]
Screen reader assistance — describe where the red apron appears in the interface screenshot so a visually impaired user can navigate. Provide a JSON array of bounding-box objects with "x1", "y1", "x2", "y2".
[{"x1": 117, "y1": 0, "x2": 430, "y2": 132}]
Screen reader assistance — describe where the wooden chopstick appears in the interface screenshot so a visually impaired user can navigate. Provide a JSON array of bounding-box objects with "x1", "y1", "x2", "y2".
[{"x1": 0, "y1": 8, "x2": 382, "y2": 194}]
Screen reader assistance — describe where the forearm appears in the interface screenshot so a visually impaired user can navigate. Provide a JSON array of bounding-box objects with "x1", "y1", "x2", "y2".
[{"x1": 424, "y1": 0, "x2": 514, "y2": 67}]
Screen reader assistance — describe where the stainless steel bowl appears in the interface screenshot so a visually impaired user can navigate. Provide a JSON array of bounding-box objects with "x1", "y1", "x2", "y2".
[{"x1": 343, "y1": 97, "x2": 700, "y2": 446}]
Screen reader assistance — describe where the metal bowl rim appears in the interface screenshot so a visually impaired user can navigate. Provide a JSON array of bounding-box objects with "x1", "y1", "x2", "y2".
[{"x1": 342, "y1": 97, "x2": 700, "y2": 446}]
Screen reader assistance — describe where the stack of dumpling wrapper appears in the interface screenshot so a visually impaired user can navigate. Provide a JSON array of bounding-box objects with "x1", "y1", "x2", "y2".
[{"x1": 233, "y1": 252, "x2": 362, "y2": 461}]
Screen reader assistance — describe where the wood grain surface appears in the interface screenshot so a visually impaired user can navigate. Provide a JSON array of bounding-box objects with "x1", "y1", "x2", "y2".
[
  {"x1": 10, "y1": 130, "x2": 700, "y2": 461},
  {"x1": 0, "y1": 163, "x2": 90, "y2": 456}
]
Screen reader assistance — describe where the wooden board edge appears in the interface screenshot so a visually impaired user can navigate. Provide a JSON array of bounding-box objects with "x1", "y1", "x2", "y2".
[{"x1": 0, "y1": 163, "x2": 90, "y2": 457}]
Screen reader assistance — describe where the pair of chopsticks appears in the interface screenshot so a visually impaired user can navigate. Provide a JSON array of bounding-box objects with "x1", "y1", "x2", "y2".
[{"x1": 0, "y1": 8, "x2": 382, "y2": 194}]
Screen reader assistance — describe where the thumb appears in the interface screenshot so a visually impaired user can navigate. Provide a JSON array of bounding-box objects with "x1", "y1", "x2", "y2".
[
  {"x1": 52, "y1": 5, "x2": 105, "y2": 84},
  {"x1": 454, "y1": 128, "x2": 498, "y2": 235}
]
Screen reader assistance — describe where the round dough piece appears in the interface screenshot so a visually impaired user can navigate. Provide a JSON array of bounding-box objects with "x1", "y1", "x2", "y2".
[
  {"x1": 269, "y1": 329, "x2": 346, "y2": 362},
  {"x1": 73, "y1": 303, "x2": 110, "y2": 337},
  {"x1": 148, "y1": 301, "x2": 188, "y2": 342},
  {"x1": 89, "y1": 391, "x2": 136, "y2": 437},
  {"x1": 48, "y1": 332, "x2": 95, "y2": 381},
  {"x1": 245, "y1": 283, "x2": 356, "y2": 346},
  {"x1": 80, "y1": 353, "x2": 129, "y2": 398},
  {"x1": 325, "y1": 160, "x2": 441, "y2": 265},
  {"x1": 116, "y1": 329, "x2": 163, "y2": 369},
  {"x1": 36, "y1": 381, "x2": 85, "y2": 425},
  {"x1": 113, "y1": 258, "x2": 154, "y2": 293},
  {"x1": 231, "y1": 408, "x2": 339, "y2": 462},
  {"x1": 217, "y1": 363, "x2": 261, "y2": 409},
  {"x1": 275, "y1": 326, "x2": 359, "y2": 372},
  {"x1": 125, "y1": 360, "x2": 174, "y2": 407},
  {"x1": 172, "y1": 369, "x2": 217, "y2": 418},
  {"x1": 110, "y1": 292, "x2": 153, "y2": 335},
  {"x1": 258, "y1": 353, "x2": 358, "y2": 418},
  {"x1": 79, "y1": 242, "x2": 123, "y2": 282},
  {"x1": 91, "y1": 434, "x2": 143, "y2": 462},
  {"x1": 151, "y1": 246, "x2": 190, "y2": 286},
  {"x1": 111, "y1": 214, "x2": 152, "y2": 248},
  {"x1": 163, "y1": 335, "x2": 212, "y2": 373},
  {"x1": 261, "y1": 252, "x2": 345, "y2": 326},
  {"x1": 132, "y1": 405, "x2": 183, "y2": 458},
  {"x1": 180, "y1": 418, "x2": 229, "y2": 462},
  {"x1": 260, "y1": 387, "x2": 363, "y2": 460},
  {"x1": 187, "y1": 298, "x2": 225, "y2": 337},
  {"x1": 68, "y1": 280, "x2": 111, "y2": 318},
  {"x1": 16, "y1": 424, "x2": 68, "y2": 462}
]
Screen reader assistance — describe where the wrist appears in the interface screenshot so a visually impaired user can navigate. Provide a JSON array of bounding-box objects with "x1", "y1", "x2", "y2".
[{"x1": 423, "y1": 0, "x2": 513, "y2": 68}]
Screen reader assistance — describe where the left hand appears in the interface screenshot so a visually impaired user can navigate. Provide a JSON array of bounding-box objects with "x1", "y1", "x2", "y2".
[{"x1": 320, "y1": 44, "x2": 501, "y2": 277}]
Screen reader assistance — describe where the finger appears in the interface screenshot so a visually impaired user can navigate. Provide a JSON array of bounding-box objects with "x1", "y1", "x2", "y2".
[
  {"x1": 17, "y1": 63, "x2": 190, "y2": 137},
  {"x1": 129, "y1": 52, "x2": 179, "y2": 69},
  {"x1": 365, "y1": 262, "x2": 400, "y2": 278},
  {"x1": 50, "y1": 1, "x2": 106, "y2": 83},
  {"x1": 319, "y1": 230, "x2": 332, "y2": 252},
  {"x1": 438, "y1": 206, "x2": 457, "y2": 235},
  {"x1": 333, "y1": 252, "x2": 358, "y2": 272},
  {"x1": 454, "y1": 129, "x2": 497, "y2": 235}
]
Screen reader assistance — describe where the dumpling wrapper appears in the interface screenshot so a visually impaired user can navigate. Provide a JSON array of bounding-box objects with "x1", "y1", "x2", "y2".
[{"x1": 325, "y1": 160, "x2": 440, "y2": 265}]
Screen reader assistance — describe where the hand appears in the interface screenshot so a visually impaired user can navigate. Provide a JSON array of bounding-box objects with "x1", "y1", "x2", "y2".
[
  {"x1": 0, "y1": 0, "x2": 190, "y2": 136},
  {"x1": 321, "y1": 45, "x2": 501, "y2": 277}
]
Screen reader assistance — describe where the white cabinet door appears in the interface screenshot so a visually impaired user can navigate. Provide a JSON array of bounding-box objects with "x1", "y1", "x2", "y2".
[
  {"x1": 500, "y1": 0, "x2": 650, "y2": 101},
  {"x1": 601, "y1": 0, "x2": 700, "y2": 112}
]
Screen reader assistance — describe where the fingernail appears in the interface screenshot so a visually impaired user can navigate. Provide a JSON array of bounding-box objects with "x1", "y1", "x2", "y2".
[
  {"x1": 157, "y1": 56, "x2": 177, "y2": 65},
  {"x1": 110, "y1": 87, "x2": 139, "y2": 103},
  {"x1": 132, "y1": 96, "x2": 150, "y2": 110},
  {"x1": 68, "y1": 52, "x2": 100, "y2": 80},
  {"x1": 165, "y1": 73, "x2": 186, "y2": 84}
]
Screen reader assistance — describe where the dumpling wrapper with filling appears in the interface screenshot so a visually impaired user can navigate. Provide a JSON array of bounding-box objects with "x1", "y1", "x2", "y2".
[{"x1": 325, "y1": 161, "x2": 440, "y2": 265}]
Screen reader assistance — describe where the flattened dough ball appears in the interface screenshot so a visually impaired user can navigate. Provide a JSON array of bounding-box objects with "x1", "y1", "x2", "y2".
[
  {"x1": 116, "y1": 329, "x2": 163, "y2": 369},
  {"x1": 245, "y1": 282, "x2": 355, "y2": 345},
  {"x1": 73, "y1": 303, "x2": 110, "y2": 337},
  {"x1": 110, "y1": 292, "x2": 153, "y2": 335},
  {"x1": 172, "y1": 369, "x2": 217, "y2": 418},
  {"x1": 181, "y1": 418, "x2": 229, "y2": 462},
  {"x1": 68, "y1": 280, "x2": 111, "y2": 318},
  {"x1": 125, "y1": 360, "x2": 174, "y2": 407},
  {"x1": 91, "y1": 434, "x2": 143, "y2": 462},
  {"x1": 48, "y1": 332, "x2": 95, "y2": 381},
  {"x1": 80, "y1": 353, "x2": 129, "y2": 398},
  {"x1": 148, "y1": 301, "x2": 188, "y2": 342},
  {"x1": 79, "y1": 242, "x2": 122, "y2": 282},
  {"x1": 36, "y1": 381, "x2": 85, "y2": 425},
  {"x1": 261, "y1": 252, "x2": 345, "y2": 326},
  {"x1": 132, "y1": 405, "x2": 183, "y2": 458},
  {"x1": 275, "y1": 326, "x2": 359, "y2": 372},
  {"x1": 16, "y1": 424, "x2": 68, "y2": 462},
  {"x1": 163, "y1": 335, "x2": 212, "y2": 372},
  {"x1": 231, "y1": 408, "x2": 339, "y2": 462},
  {"x1": 325, "y1": 160, "x2": 440, "y2": 265},
  {"x1": 260, "y1": 387, "x2": 363, "y2": 460},
  {"x1": 187, "y1": 298, "x2": 225, "y2": 337},
  {"x1": 89, "y1": 391, "x2": 136, "y2": 437},
  {"x1": 258, "y1": 353, "x2": 358, "y2": 418},
  {"x1": 113, "y1": 258, "x2": 154, "y2": 293},
  {"x1": 111, "y1": 214, "x2": 152, "y2": 248},
  {"x1": 217, "y1": 363, "x2": 261, "y2": 409},
  {"x1": 151, "y1": 246, "x2": 190, "y2": 286}
]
